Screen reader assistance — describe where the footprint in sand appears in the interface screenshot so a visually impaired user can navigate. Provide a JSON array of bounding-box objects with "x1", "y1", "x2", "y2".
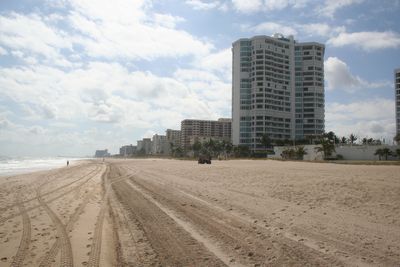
[{"x1": 1, "y1": 257, "x2": 7, "y2": 262}]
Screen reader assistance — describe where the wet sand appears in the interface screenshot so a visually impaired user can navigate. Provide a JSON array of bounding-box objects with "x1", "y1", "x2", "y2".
[{"x1": 0, "y1": 159, "x2": 399, "y2": 266}]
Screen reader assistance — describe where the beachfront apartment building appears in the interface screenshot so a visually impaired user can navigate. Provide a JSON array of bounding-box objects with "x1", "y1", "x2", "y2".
[
  {"x1": 166, "y1": 129, "x2": 181, "y2": 148},
  {"x1": 180, "y1": 118, "x2": 232, "y2": 151},
  {"x1": 396, "y1": 68, "x2": 400, "y2": 135},
  {"x1": 137, "y1": 138, "x2": 152, "y2": 154},
  {"x1": 95, "y1": 149, "x2": 110, "y2": 157},
  {"x1": 232, "y1": 34, "x2": 325, "y2": 152},
  {"x1": 142, "y1": 138, "x2": 152, "y2": 154},
  {"x1": 152, "y1": 134, "x2": 169, "y2": 154},
  {"x1": 119, "y1": 144, "x2": 137, "y2": 156}
]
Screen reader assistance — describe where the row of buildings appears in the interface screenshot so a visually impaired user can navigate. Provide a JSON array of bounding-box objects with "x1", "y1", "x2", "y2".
[
  {"x1": 119, "y1": 118, "x2": 232, "y2": 156},
  {"x1": 112, "y1": 33, "x2": 399, "y2": 157}
]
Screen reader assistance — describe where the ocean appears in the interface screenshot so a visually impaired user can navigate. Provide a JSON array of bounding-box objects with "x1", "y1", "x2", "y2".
[{"x1": 0, "y1": 156, "x2": 90, "y2": 176}]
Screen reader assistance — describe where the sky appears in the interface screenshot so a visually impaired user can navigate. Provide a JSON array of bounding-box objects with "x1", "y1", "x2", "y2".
[{"x1": 0, "y1": 0, "x2": 399, "y2": 157}]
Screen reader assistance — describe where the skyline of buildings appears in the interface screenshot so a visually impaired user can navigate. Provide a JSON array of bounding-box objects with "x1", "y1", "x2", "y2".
[
  {"x1": 232, "y1": 34, "x2": 325, "y2": 153},
  {"x1": 107, "y1": 34, "x2": 400, "y2": 157},
  {"x1": 118, "y1": 118, "x2": 232, "y2": 156}
]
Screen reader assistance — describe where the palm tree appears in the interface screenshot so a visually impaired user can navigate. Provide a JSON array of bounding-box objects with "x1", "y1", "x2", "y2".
[
  {"x1": 203, "y1": 139, "x2": 219, "y2": 157},
  {"x1": 315, "y1": 138, "x2": 335, "y2": 160},
  {"x1": 169, "y1": 142, "x2": 174, "y2": 155},
  {"x1": 295, "y1": 146, "x2": 307, "y2": 160},
  {"x1": 341, "y1": 136, "x2": 347, "y2": 144},
  {"x1": 214, "y1": 140, "x2": 224, "y2": 158},
  {"x1": 174, "y1": 147, "x2": 184, "y2": 157},
  {"x1": 221, "y1": 140, "x2": 233, "y2": 159},
  {"x1": 374, "y1": 148, "x2": 384, "y2": 160},
  {"x1": 324, "y1": 131, "x2": 334, "y2": 141},
  {"x1": 362, "y1": 137, "x2": 368, "y2": 145},
  {"x1": 349, "y1": 133, "x2": 357, "y2": 145},
  {"x1": 234, "y1": 145, "x2": 250, "y2": 158},
  {"x1": 192, "y1": 140, "x2": 202, "y2": 157},
  {"x1": 382, "y1": 148, "x2": 392, "y2": 160},
  {"x1": 281, "y1": 147, "x2": 295, "y2": 159}
]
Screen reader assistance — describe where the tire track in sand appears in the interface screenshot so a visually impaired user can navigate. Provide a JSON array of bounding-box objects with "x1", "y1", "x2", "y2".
[
  {"x1": 37, "y1": 164, "x2": 105, "y2": 266},
  {"x1": 87, "y1": 166, "x2": 110, "y2": 267},
  {"x1": 87, "y1": 166, "x2": 139, "y2": 267},
  {"x1": 0, "y1": 164, "x2": 93, "y2": 213},
  {"x1": 0, "y1": 165, "x2": 102, "y2": 225},
  {"x1": 36, "y1": 187, "x2": 74, "y2": 267},
  {"x1": 10, "y1": 195, "x2": 31, "y2": 267},
  {"x1": 111, "y1": 176, "x2": 228, "y2": 266},
  {"x1": 38, "y1": 177, "x2": 102, "y2": 266}
]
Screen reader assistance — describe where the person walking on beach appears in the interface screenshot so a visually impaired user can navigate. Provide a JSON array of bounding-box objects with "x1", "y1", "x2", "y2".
[{"x1": 67, "y1": 160, "x2": 69, "y2": 166}]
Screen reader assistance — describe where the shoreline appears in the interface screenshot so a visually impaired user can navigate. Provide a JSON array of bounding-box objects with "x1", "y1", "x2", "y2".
[{"x1": 0, "y1": 158, "x2": 93, "y2": 177}]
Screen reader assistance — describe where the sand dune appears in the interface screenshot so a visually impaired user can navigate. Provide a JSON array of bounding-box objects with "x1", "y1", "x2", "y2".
[{"x1": 0, "y1": 159, "x2": 399, "y2": 266}]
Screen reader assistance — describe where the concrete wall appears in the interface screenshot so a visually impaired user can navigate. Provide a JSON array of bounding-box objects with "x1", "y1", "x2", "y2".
[
  {"x1": 335, "y1": 145, "x2": 399, "y2": 160},
  {"x1": 271, "y1": 144, "x2": 399, "y2": 161},
  {"x1": 271, "y1": 145, "x2": 323, "y2": 160}
]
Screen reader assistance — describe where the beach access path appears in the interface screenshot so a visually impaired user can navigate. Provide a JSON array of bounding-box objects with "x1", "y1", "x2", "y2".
[{"x1": 0, "y1": 159, "x2": 399, "y2": 266}]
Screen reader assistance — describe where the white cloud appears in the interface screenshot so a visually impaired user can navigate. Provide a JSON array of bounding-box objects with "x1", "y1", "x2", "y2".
[
  {"x1": 326, "y1": 99, "x2": 396, "y2": 141},
  {"x1": 244, "y1": 22, "x2": 298, "y2": 36},
  {"x1": 0, "y1": 1, "x2": 215, "y2": 67},
  {"x1": 231, "y1": 0, "x2": 311, "y2": 12},
  {"x1": 185, "y1": 0, "x2": 221, "y2": 10},
  {"x1": 0, "y1": 114, "x2": 13, "y2": 130},
  {"x1": 327, "y1": 31, "x2": 400, "y2": 51},
  {"x1": 324, "y1": 57, "x2": 391, "y2": 91},
  {"x1": 243, "y1": 21, "x2": 347, "y2": 39},
  {"x1": 152, "y1": 14, "x2": 185, "y2": 28},
  {"x1": 231, "y1": 0, "x2": 262, "y2": 13},
  {"x1": 0, "y1": 57, "x2": 232, "y2": 155},
  {"x1": 317, "y1": 0, "x2": 364, "y2": 18},
  {"x1": 299, "y1": 23, "x2": 345, "y2": 38},
  {"x1": 0, "y1": 60, "x2": 230, "y2": 128},
  {"x1": 0, "y1": 46, "x2": 8, "y2": 56},
  {"x1": 0, "y1": 12, "x2": 73, "y2": 67},
  {"x1": 66, "y1": 0, "x2": 213, "y2": 61},
  {"x1": 195, "y1": 48, "x2": 232, "y2": 80}
]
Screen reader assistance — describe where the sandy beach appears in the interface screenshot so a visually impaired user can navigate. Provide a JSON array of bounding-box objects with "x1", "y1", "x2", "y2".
[{"x1": 0, "y1": 159, "x2": 399, "y2": 266}]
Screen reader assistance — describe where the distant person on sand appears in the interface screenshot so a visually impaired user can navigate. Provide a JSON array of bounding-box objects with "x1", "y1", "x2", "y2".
[{"x1": 67, "y1": 160, "x2": 69, "y2": 166}]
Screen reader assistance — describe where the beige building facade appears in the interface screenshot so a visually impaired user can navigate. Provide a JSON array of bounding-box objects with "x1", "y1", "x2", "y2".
[{"x1": 180, "y1": 118, "x2": 232, "y2": 151}]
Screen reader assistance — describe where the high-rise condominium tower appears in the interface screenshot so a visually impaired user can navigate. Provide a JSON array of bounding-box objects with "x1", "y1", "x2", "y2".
[
  {"x1": 232, "y1": 34, "x2": 325, "y2": 152},
  {"x1": 396, "y1": 68, "x2": 400, "y2": 135}
]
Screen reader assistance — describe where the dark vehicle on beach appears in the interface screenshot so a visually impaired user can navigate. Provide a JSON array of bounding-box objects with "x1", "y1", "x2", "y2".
[{"x1": 198, "y1": 154, "x2": 211, "y2": 164}]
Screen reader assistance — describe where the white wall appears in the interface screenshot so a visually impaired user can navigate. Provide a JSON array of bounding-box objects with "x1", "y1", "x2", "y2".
[
  {"x1": 271, "y1": 145, "x2": 323, "y2": 160},
  {"x1": 271, "y1": 144, "x2": 399, "y2": 161},
  {"x1": 335, "y1": 145, "x2": 399, "y2": 160}
]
